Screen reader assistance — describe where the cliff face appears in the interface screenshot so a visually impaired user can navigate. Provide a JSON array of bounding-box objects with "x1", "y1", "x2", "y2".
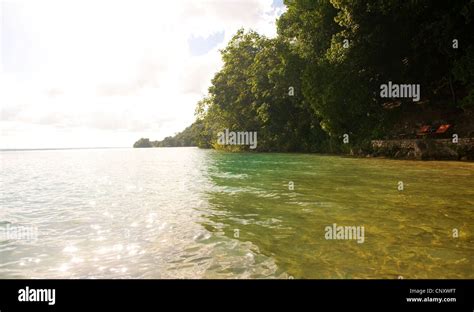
[{"x1": 371, "y1": 138, "x2": 474, "y2": 160}]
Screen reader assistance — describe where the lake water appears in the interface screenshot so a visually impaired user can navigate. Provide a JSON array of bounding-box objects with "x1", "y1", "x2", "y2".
[{"x1": 0, "y1": 147, "x2": 473, "y2": 278}]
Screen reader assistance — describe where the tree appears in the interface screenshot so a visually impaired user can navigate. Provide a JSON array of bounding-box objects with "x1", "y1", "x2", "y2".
[{"x1": 133, "y1": 138, "x2": 153, "y2": 148}]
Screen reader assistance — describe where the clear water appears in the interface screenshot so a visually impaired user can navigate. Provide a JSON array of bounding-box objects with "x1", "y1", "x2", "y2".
[{"x1": 0, "y1": 147, "x2": 472, "y2": 278}]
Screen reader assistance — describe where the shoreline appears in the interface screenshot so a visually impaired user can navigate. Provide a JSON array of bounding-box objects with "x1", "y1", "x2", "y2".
[
  {"x1": 135, "y1": 144, "x2": 474, "y2": 162},
  {"x1": 369, "y1": 138, "x2": 474, "y2": 161}
]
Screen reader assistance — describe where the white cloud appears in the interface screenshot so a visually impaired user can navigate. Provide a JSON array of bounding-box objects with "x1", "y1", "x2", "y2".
[{"x1": 0, "y1": 0, "x2": 284, "y2": 148}]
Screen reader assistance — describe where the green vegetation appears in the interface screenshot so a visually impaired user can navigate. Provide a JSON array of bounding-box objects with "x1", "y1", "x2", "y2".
[
  {"x1": 154, "y1": 121, "x2": 204, "y2": 147},
  {"x1": 134, "y1": 121, "x2": 204, "y2": 148},
  {"x1": 133, "y1": 138, "x2": 153, "y2": 148},
  {"x1": 136, "y1": 1, "x2": 474, "y2": 153}
]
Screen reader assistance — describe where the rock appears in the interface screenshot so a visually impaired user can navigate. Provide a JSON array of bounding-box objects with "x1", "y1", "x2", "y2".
[
  {"x1": 371, "y1": 139, "x2": 472, "y2": 160},
  {"x1": 435, "y1": 145, "x2": 458, "y2": 160},
  {"x1": 413, "y1": 140, "x2": 426, "y2": 160},
  {"x1": 406, "y1": 150, "x2": 416, "y2": 159},
  {"x1": 457, "y1": 145, "x2": 474, "y2": 160},
  {"x1": 414, "y1": 140, "x2": 458, "y2": 160}
]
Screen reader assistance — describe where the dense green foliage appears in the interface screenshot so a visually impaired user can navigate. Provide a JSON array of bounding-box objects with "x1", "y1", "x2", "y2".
[
  {"x1": 154, "y1": 121, "x2": 204, "y2": 147},
  {"x1": 193, "y1": 0, "x2": 474, "y2": 152},
  {"x1": 135, "y1": 1, "x2": 474, "y2": 152},
  {"x1": 133, "y1": 138, "x2": 153, "y2": 148},
  {"x1": 133, "y1": 121, "x2": 203, "y2": 148}
]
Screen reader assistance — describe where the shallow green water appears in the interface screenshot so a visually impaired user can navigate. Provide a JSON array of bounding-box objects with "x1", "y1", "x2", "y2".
[
  {"x1": 0, "y1": 148, "x2": 472, "y2": 278},
  {"x1": 202, "y1": 151, "x2": 474, "y2": 278}
]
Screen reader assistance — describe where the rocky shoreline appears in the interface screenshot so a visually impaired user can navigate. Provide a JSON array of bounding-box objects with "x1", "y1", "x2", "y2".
[{"x1": 369, "y1": 138, "x2": 474, "y2": 161}]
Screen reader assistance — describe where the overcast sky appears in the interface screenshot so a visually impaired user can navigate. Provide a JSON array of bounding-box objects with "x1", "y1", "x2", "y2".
[{"x1": 0, "y1": 0, "x2": 285, "y2": 149}]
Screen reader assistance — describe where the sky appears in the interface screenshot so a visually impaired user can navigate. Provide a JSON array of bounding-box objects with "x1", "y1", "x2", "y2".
[{"x1": 0, "y1": 0, "x2": 285, "y2": 149}]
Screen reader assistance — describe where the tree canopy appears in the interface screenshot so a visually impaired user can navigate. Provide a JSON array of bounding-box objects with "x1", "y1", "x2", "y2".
[{"x1": 136, "y1": 1, "x2": 474, "y2": 152}]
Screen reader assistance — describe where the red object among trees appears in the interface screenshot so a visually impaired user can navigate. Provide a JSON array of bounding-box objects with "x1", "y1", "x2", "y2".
[
  {"x1": 417, "y1": 125, "x2": 432, "y2": 135},
  {"x1": 435, "y1": 124, "x2": 451, "y2": 134}
]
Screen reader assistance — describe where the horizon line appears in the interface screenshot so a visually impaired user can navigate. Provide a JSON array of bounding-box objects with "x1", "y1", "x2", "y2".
[{"x1": 0, "y1": 146, "x2": 130, "y2": 152}]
